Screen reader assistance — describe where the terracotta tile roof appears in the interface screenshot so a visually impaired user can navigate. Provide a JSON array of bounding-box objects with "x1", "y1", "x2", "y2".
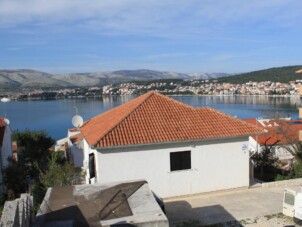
[
  {"x1": 80, "y1": 92, "x2": 265, "y2": 147},
  {"x1": 70, "y1": 133, "x2": 83, "y2": 144},
  {"x1": 69, "y1": 128, "x2": 79, "y2": 132},
  {"x1": 243, "y1": 118, "x2": 302, "y2": 145},
  {"x1": 244, "y1": 118, "x2": 258, "y2": 126}
]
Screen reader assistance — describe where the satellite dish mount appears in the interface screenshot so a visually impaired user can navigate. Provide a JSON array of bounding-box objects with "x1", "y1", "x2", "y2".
[{"x1": 72, "y1": 115, "x2": 84, "y2": 128}]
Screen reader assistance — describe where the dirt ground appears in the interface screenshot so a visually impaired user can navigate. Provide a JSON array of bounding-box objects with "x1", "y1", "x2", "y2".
[{"x1": 164, "y1": 185, "x2": 301, "y2": 226}]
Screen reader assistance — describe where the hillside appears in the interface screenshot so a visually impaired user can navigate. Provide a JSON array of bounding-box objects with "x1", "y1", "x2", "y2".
[
  {"x1": 0, "y1": 69, "x2": 72, "y2": 89},
  {"x1": 0, "y1": 69, "x2": 228, "y2": 90},
  {"x1": 218, "y1": 65, "x2": 302, "y2": 84}
]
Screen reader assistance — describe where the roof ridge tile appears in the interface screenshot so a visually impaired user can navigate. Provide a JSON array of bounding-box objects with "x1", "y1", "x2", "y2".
[{"x1": 81, "y1": 91, "x2": 156, "y2": 146}]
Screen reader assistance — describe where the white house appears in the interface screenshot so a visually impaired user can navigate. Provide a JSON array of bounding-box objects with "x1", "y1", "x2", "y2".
[
  {"x1": 244, "y1": 118, "x2": 301, "y2": 162},
  {"x1": 67, "y1": 128, "x2": 84, "y2": 168},
  {"x1": 0, "y1": 118, "x2": 13, "y2": 193},
  {"x1": 77, "y1": 92, "x2": 264, "y2": 198}
]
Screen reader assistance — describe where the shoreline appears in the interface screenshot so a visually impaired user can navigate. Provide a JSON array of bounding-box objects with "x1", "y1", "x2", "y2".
[{"x1": 0, "y1": 93, "x2": 300, "y2": 102}]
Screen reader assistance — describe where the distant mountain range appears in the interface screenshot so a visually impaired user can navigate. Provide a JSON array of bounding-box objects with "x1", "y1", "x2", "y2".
[
  {"x1": 0, "y1": 69, "x2": 228, "y2": 90},
  {"x1": 1, "y1": 66, "x2": 302, "y2": 90}
]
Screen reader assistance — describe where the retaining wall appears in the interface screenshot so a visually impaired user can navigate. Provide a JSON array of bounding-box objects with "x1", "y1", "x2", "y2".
[
  {"x1": 262, "y1": 178, "x2": 302, "y2": 188},
  {"x1": 0, "y1": 193, "x2": 33, "y2": 227}
]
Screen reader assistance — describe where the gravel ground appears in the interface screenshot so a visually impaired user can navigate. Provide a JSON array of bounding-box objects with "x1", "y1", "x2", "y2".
[
  {"x1": 240, "y1": 213, "x2": 295, "y2": 227},
  {"x1": 171, "y1": 213, "x2": 297, "y2": 227}
]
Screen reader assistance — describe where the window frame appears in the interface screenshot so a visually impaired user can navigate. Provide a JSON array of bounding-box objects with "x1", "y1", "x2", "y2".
[{"x1": 170, "y1": 150, "x2": 191, "y2": 172}]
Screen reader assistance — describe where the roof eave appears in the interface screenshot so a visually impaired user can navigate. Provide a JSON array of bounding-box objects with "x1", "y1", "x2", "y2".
[{"x1": 92, "y1": 133, "x2": 263, "y2": 150}]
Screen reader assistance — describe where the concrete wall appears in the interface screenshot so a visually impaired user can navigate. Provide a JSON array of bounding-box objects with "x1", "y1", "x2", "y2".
[
  {"x1": 262, "y1": 178, "x2": 302, "y2": 188},
  {"x1": 70, "y1": 142, "x2": 84, "y2": 168},
  {"x1": 1, "y1": 125, "x2": 12, "y2": 168},
  {"x1": 86, "y1": 137, "x2": 250, "y2": 198},
  {"x1": 0, "y1": 125, "x2": 12, "y2": 193},
  {"x1": 0, "y1": 193, "x2": 33, "y2": 227}
]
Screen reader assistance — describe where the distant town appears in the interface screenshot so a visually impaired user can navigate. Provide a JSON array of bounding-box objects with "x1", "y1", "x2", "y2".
[
  {"x1": 1, "y1": 79, "x2": 302, "y2": 100},
  {"x1": 103, "y1": 79, "x2": 302, "y2": 96}
]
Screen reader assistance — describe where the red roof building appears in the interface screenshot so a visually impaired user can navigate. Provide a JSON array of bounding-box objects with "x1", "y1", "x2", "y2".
[
  {"x1": 80, "y1": 91, "x2": 264, "y2": 148},
  {"x1": 243, "y1": 118, "x2": 302, "y2": 146},
  {"x1": 78, "y1": 92, "x2": 266, "y2": 197},
  {"x1": 243, "y1": 118, "x2": 302, "y2": 161}
]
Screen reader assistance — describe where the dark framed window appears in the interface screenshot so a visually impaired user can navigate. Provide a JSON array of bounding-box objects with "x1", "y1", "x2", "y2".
[
  {"x1": 89, "y1": 153, "x2": 96, "y2": 179},
  {"x1": 170, "y1": 151, "x2": 191, "y2": 171}
]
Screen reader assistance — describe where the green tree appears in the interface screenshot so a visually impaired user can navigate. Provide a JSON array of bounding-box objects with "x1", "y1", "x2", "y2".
[
  {"x1": 38, "y1": 151, "x2": 79, "y2": 188},
  {"x1": 3, "y1": 159, "x2": 28, "y2": 199},
  {"x1": 4, "y1": 129, "x2": 55, "y2": 199},
  {"x1": 33, "y1": 151, "x2": 82, "y2": 212},
  {"x1": 4, "y1": 129, "x2": 81, "y2": 213},
  {"x1": 251, "y1": 141, "x2": 279, "y2": 182},
  {"x1": 4, "y1": 130, "x2": 54, "y2": 199},
  {"x1": 13, "y1": 129, "x2": 55, "y2": 169}
]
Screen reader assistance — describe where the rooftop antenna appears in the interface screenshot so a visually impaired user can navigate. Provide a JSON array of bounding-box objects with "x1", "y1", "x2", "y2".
[{"x1": 74, "y1": 105, "x2": 79, "y2": 115}]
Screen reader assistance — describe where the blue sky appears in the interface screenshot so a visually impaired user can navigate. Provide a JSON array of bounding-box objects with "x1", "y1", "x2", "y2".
[{"x1": 0, "y1": 0, "x2": 302, "y2": 74}]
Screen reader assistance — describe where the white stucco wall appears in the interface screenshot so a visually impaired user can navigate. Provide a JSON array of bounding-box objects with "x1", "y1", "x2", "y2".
[
  {"x1": 70, "y1": 142, "x2": 84, "y2": 168},
  {"x1": 272, "y1": 145, "x2": 293, "y2": 160},
  {"x1": 0, "y1": 125, "x2": 12, "y2": 193},
  {"x1": 248, "y1": 136, "x2": 261, "y2": 153},
  {"x1": 1, "y1": 125, "x2": 12, "y2": 168},
  {"x1": 83, "y1": 139, "x2": 99, "y2": 184},
  {"x1": 84, "y1": 137, "x2": 250, "y2": 198}
]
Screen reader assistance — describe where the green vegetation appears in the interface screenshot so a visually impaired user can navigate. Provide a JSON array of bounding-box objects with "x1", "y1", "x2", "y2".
[
  {"x1": 252, "y1": 118, "x2": 302, "y2": 182},
  {"x1": 3, "y1": 130, "x2": 81, "y2": 212},
  {"x1": 4, "y1": 130, "x2": 54, "y2": 199},
  {"x1": 218, "y1": 65, "x2": 302, "y2": 84},
  {"x1": 264, "y1": 213, "x2": 284, "y2": 220},
  {"x1": 252, "y1": 148, "x2": 280, "y2": 182},
  {"x1": 38, "y1": 151, "x2": 80, "y2": 188}
]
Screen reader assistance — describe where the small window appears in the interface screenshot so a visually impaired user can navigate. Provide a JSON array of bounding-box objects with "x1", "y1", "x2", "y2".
[
  {"x1": 170, "y1": 151, "x2": 191, "y2": 171},
  {"x1": 89, "y1": 153, "x2": 96, "y2": 179}
]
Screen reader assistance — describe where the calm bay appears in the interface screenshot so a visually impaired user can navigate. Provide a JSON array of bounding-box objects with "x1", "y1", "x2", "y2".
[{"x1": 0, "y1": 95, "x2": 301, "y2": 140}]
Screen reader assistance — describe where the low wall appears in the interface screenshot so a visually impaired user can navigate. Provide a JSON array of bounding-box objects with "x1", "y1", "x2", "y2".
[
  {"x1": 0, "y1": 193, "x2": 33, "y2": 227},
  {"x1": 262, "y1": 178, "x2": 302, "y2": 188}
]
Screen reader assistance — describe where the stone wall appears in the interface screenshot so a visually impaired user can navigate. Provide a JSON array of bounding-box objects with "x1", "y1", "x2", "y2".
[
  {"x1": 0, "y1": 194, "x2": 33, "y2": 227},
  {"x1": 262, "y1": 178, "x2": 302, "y2": 188}
]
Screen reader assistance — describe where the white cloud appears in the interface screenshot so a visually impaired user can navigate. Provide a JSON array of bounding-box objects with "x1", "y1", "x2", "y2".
[{"x1": 1, "y1": 0, "x2": 302, "y2": 37}]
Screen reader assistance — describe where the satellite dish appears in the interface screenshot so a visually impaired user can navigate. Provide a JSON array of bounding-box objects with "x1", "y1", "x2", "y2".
[
  {"x1": 3, "y1": 118, "x2": 10, "y2": 126},
  {"x1": 72, "y1": 115, "x2": 83, "y2": 127}
]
